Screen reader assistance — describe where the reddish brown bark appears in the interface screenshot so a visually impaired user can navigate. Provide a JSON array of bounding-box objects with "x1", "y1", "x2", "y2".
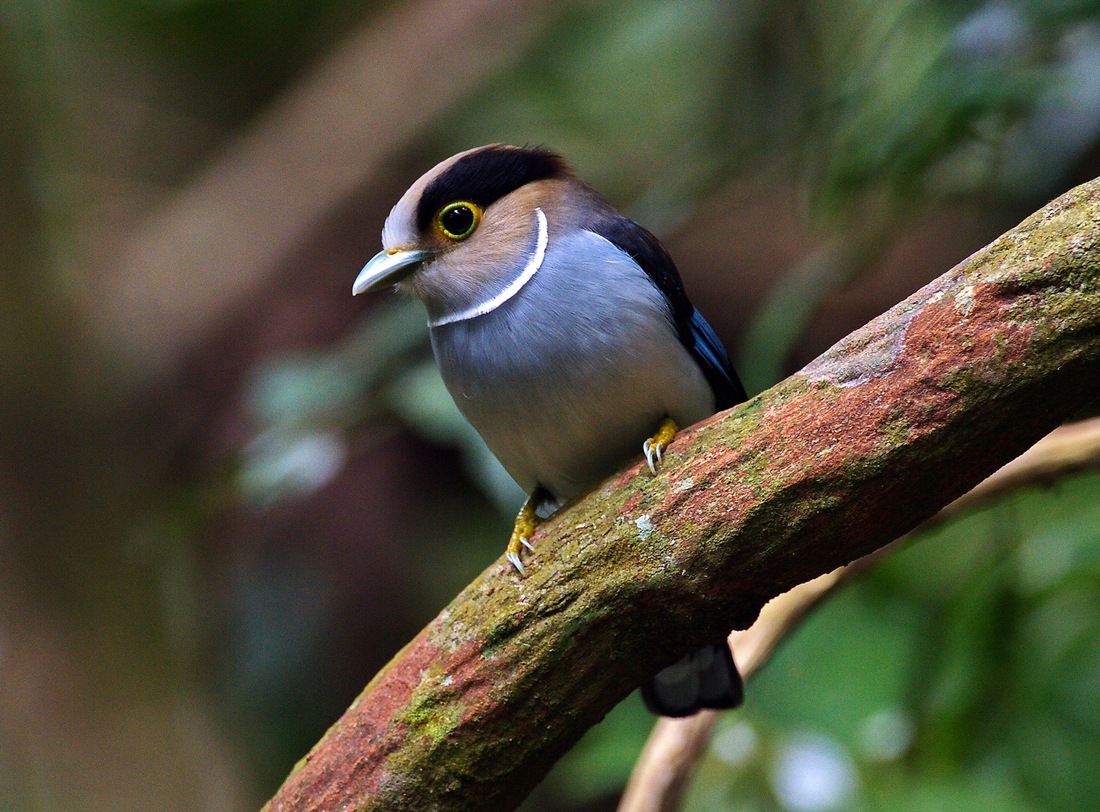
[
  {"x1": 619, "y1": 417, "x2": 1100, "y2": 812},
  {"x1": 265, "y1": 179, "x2": 1100, "y2": 812}
]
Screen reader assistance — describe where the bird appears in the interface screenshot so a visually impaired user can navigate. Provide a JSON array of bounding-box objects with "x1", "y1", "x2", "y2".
[{"x1": 352, "y1": 144, "x2": 746, "y2": 717}]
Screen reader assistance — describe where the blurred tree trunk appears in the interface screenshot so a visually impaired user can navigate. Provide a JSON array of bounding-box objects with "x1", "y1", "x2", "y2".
[
  {"x1": 0, "y1": 1, "x2": 565, "y2": 807},
  {"x1": 0, "y1": 46, "x2": 252, "y2": 811},
  {"x1": 86, "y1": 0, "x2": 561, "y2": 378}
]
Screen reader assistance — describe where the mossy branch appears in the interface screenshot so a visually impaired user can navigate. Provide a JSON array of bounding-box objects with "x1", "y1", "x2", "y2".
[
  {"x1": 265, "y1": 179, "x2": 1100, "y2": 812},
  {"x1": 618, "y1": 416, "x2": 1100, "y2": 812}
]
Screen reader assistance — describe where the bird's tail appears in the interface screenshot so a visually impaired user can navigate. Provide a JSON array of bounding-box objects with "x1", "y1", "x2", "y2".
[{"x1": 641, "y1": 641, "x2": 743, "y2": 717}]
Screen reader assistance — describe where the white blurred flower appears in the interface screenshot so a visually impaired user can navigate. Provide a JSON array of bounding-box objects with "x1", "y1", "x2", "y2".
[
  {"x1": 712, "y1": 720, "x2": 758, "y2": 767},
  {"x1": 859, "y1": 708, "x2": 915, "y2": 762},
  {"x1": 240, "y1": 430, "x2": 347, "y2": 503},
  {"x1": 770, "y1": 732, "x2": 858, "y2": 812}
]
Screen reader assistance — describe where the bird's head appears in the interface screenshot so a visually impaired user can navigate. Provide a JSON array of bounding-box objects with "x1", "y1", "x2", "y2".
[{"x1": 353, "y1": 144, "x2": 596, "y2": 323}]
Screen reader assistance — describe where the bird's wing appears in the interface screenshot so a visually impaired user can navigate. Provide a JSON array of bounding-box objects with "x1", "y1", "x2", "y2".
[
  {"x1": 686, "y1": 308, "x2": 747, "y2": 410},
  {"x1": 588, "y1": 214, "x2": 748, "y2": 411}
]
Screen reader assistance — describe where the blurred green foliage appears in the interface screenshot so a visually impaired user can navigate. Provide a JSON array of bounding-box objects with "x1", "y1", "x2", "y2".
[
  {"x1": 4, "y1": 0, "x2": 1100, "y2": 810},
  {"x1": 681, "y1": 473, "x2": 1100, "y2": 812}
]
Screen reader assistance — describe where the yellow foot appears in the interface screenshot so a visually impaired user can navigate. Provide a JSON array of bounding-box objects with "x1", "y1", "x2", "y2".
[
  {"x1": 643, "y1": 417, "x2": 679, "y2": 475},
  {"x1": 506, "y1": 490, "x2": 543, "y2": 574}
]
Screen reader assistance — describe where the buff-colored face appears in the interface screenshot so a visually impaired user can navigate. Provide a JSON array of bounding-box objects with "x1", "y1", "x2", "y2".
[{"x1": 352, "y1": 145, "x2": 594, "y2": 322}]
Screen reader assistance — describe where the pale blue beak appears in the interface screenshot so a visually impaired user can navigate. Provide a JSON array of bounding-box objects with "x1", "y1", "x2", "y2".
[{"x1": 352, "y1": 248, "x2": 433, "y2": 295}]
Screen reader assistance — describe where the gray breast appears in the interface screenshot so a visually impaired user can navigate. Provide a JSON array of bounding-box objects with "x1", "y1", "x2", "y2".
[{"x1": 430, "y1": 229, "x2": 713, "y2": 500}]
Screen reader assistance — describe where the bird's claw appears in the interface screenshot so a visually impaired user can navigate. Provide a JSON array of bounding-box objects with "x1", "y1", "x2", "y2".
[
  {"x1": 643, "y1": 439, "x2": 664, "y2": 475},
  {"x1": 505, "y1": 490, "x2": 543, "y2": 575},
  {"x1": 643, "y1": 417, "x2": 678, "y2": 476}
]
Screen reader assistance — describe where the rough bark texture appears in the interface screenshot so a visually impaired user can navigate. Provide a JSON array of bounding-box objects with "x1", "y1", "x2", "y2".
[
  {"x1": 618, "y1": 416, "x2": 1100, "y2": 812},
  {"x1": 264, "y1": 179, "x2": 1100, "y2": 812}
]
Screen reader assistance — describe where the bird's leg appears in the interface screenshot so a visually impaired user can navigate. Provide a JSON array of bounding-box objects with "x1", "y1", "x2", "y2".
[
  {"x1": 643, "y1": 417, "x2": 679, "y2": 475},
  {"x1": 506, "y1": 487, "x2": 545, "y2": 574}
]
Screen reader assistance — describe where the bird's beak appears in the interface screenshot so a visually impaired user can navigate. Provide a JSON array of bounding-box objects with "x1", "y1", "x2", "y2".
[{"x1": 352, "y1": 248, "x2": 433, "y2": 295}]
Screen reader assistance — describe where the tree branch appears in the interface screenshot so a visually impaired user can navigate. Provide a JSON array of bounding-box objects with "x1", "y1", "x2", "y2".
[
  {"x1": 264, "y1": 179, "x2": 1100, "y2": 812},
  {"x1": 618, "y1": 415, "x2": 1100, "y2": 812}
]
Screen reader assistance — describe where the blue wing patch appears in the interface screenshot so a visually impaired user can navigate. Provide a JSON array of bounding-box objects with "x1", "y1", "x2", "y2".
[{"x1": 687, "y1": 309, "x2": 747, "y2": 411}]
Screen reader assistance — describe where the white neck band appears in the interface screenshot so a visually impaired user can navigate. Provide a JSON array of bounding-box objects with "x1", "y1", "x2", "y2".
[{"x1": 429, "y1": 208, "x2": 548, "y2": 328}]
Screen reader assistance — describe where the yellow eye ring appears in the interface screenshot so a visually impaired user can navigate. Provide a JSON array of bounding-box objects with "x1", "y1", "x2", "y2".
[{"x1": 436, "y1": 201, "x2": 482, "y2": 240}]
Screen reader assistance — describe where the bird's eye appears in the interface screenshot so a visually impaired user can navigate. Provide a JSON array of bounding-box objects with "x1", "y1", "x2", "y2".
[{"x1": 437, "y1": 201, "x2": 482, "y2": 240}]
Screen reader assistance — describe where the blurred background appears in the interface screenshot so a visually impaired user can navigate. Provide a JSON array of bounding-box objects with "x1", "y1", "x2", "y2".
[{"x1": 2, "y1": 0, "x2": 1100, "y2": 809}]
